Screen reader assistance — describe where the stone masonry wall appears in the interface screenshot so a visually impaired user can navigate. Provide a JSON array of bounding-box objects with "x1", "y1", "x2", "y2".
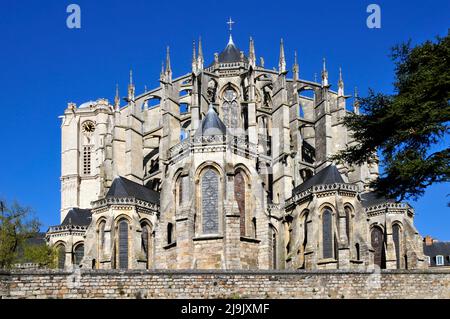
[{"x1": 0, "y1": 269, "x2": 449, "y2": 299}]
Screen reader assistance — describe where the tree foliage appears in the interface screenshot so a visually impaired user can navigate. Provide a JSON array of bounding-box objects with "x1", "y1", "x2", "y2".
[
  {"x1": 0, "y1": 200, "x2": 55, "y2": 269},
  {"x1": 332, "y1": 34, "x2": 450, "y2": 201}
]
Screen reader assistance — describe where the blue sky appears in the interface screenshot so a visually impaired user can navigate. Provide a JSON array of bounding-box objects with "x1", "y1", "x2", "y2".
[{"x1": 0, "y1": 0, "x2": 448, "y2": 239}]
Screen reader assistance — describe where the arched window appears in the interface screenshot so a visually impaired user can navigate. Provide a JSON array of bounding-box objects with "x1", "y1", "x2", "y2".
[
  {"x1": 201, "y1": 168, "x2": 219, "y2": 234},
  {"x1": 118, "y1": 219, "x2": 129, "y2": 269},
  {"x1": 302, "y1": 211, "x2": 309, "y2": 253},
  {"x1": 167, "y1": 223, "x2": 174, "y2": 244},
  {"x1": 141, "y1": 223, "x2": 152, "y2": 268},
  {"x1": 371, "y1": 226, "x2": 386, "y2": 269},
  {"x1": 222, "y1": 88, "x2": 239, "y2": 129},
  {"x1": 252, "y1": 217, "x2": 257, "y2": 238},
  {"x1": 344, "y1": 207, "x2": 351, "y2": 242},
  {"x1": 322, "y1": 208, "x2": 334, "y2": 259},
  {"x1": 393, "y1": 224, "x2": 402, "y2": 269},
  {"x1": 98, "y1": 220, "x2": 106, "y2": 252},
  {"x1": 73, "y1": 244, "x2": 84, "y2": 266},
  {"x1": 270, "y1": 225, "x2": 277, "y2": 269},
  {"x1": 234, "y1": 170, "x2": 246, "y2": 236},
  {"x1": 57, "y1": 244, "x2": 65, "y2": 269}
]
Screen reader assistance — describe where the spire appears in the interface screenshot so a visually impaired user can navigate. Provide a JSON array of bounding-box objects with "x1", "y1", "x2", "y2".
[
  {"x1": 279, "y1": 38, "x2": 286, "y2": 73},
  {"x1": 197, "y1": 37, "x2": 204, "y2": 70},
  {"x1": 127, "y1": 69, "x2": 135, "y2": 101},
  {"x1": 321, "y1": 58, "x2": 329, "y2": 86},
  {"x1": 228, "y1": 34, "x2": 234, "y2": 46},
  {"x1": 114, "y1": 83, "x2": 120, "y2": 110},
  {"x1": 249, "y1": 37, "x2": 256, "y2": 67},
  {"x1": 165, "y1": 46, "x2": 171, "y2": 73},
  {"x1": 293, "y1": 50, "x2": 299, "y2": 81},
  {"x1": 338, "y1": 67, "x2": 344, "y2": 96},
  {"x1": 191, "y1": 40, "x2": 197, "y2": 73},
  {"x1": 165, "y1": 46, "x2": 172, "y2": 83},
  {"x1": 353, "y1": 87, "x2": 360, "y2": 114}
]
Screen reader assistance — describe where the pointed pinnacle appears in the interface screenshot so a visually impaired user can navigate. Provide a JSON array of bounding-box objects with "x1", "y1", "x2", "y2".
[
  {"x1": 198, "y1": 37, "x2": 203, "y2": 58},
  {"x1": 165, "y1": 46, "x2": 171, "y2": 72},
  {"x1": 192, "y1": 40, "x2": 196, "y2": 61}
]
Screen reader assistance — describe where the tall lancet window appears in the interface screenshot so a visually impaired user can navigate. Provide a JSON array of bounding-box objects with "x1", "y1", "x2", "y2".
[
  {"x1": 201, "y1": 168, "x2": 219, "y2": 234},
  {"x1": 222, "y1": 88, "x2": 239, "y2": 129},
  {"x1": 73, "y1": 244, "x2": 84, "y2": 266},
  {"x1": 118, "y1": 219, "x2": 129, "y2": 269},
  {"x1": 393, "y1": 224, "x2": 402, "y2": 269},
  {"x1": 371, "y1": 226, "x2": 386, "y2": 269},
  {"x1": 322, "y1": 208, "x2": 334, "y2": 259},
  {"x1": 57, "y1": 244, "x2": 66, "y2": 269},
  {"x1": 141, "y1": 223, "x2": 152, "y2": 269},
  {"x1": 234, "y1": 170, "x2": 246, "y2": 236}
]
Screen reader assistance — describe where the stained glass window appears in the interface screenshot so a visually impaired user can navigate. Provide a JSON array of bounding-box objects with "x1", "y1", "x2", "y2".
[
  {"x1": 202, "y1": 169, "x2": 219, "y2": 234},
  {"x1": 73, "y1": 244, "x2": 84, "y2": 266},
  {"x1": 118, "y1": 220, "x2": 128, "y2": 269},
  {"x1": 223, "y1": 89, "x2": 239, "y2": 129},
  {"x1": 322, "y1": 209, "x2": 333, "y2": 259},
  {"x1": 57, "y1": 245, "x2": 65, "y2": 269},
  {"x1": 371, "y1": 226, "x2": 385, "y2": 268}
]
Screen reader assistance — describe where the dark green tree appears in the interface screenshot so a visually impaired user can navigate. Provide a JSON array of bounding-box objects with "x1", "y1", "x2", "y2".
[
  {"x1": 0, "y1": 200, "x2": 56, "y2": 269},
  {"x1": 332, "y1": 34, "x2": 450, "y2": 201}
]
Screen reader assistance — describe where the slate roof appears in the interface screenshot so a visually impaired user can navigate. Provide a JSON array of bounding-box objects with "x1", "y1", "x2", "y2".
[
  {"x1": 106, "y1": 176, "x2": 160, "y2": 204},
  {"x1": 207, "y1": 37, "x2": 248, "y2": 68},
  {"x1": 217, "y1": 40, "x2": 248, "y2": 64},
  {"x1": 423, "y1": 242, "x2": 450, "y2": 267},
  {"x1": 360, "y1": 191, "x2": 396, "y2": 208},
  {"x1": 292, "y1": 165, "x2": 345, "y2": 195},
  {"x1": 195, "y1": 104, "x2": 227, "y2": 137},
  {"x1": 61, "y1": 208, "x2": 92, "y2": 226}
]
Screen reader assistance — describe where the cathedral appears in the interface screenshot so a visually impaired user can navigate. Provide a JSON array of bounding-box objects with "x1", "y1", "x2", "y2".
[{"x1": 46, "y1": 27, "x2": 427, "y2": 271}]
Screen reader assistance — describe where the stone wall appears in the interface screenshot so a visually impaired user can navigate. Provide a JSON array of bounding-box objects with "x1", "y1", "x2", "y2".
[{"x1": 0, "y1": 269, "x2": 449, "y2": 299}]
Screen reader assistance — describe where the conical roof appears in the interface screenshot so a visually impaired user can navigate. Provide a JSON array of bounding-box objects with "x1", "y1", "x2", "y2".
[
  {"x1": 217, "y1": 35, "x2": 248, "y2": 63},
  {"x1": 195, "y1": 104, "x2": 227, "y2": 137}
]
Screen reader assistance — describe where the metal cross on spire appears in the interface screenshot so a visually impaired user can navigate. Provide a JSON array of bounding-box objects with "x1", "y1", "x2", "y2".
[
  {"x1": 227, "y1": 17, "x2": 235, "y2": 32},
  {"x1": 227, "y1": 17, "x2": 235, "y2": 45}
]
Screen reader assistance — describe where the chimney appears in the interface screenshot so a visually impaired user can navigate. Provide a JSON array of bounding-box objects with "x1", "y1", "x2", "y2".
[{"x1": 424, "y1": 235, "x2": 434, "y2": 246}]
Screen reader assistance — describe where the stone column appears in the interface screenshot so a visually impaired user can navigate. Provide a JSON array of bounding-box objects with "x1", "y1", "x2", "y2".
[{"x1": 224, "y1": 167, "x2": 241, "y2": 269}]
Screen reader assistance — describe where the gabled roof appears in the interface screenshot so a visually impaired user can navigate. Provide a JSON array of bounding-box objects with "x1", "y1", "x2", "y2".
[
  {"x1": 61, "y1": 208, "x2": 92, "y2": 226},
  {"x1": 360, "y1": 191, "x2": 396, "y2": 207},
  {"x1": 195, "y1": 104, "x2": 227, "y2": 137},
  {"x1": 106, "y1": 176, "x2": 160, "y2": 204},
  {"x1": 292, "y1": 165, "x2": 345, "y2": 195}
]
